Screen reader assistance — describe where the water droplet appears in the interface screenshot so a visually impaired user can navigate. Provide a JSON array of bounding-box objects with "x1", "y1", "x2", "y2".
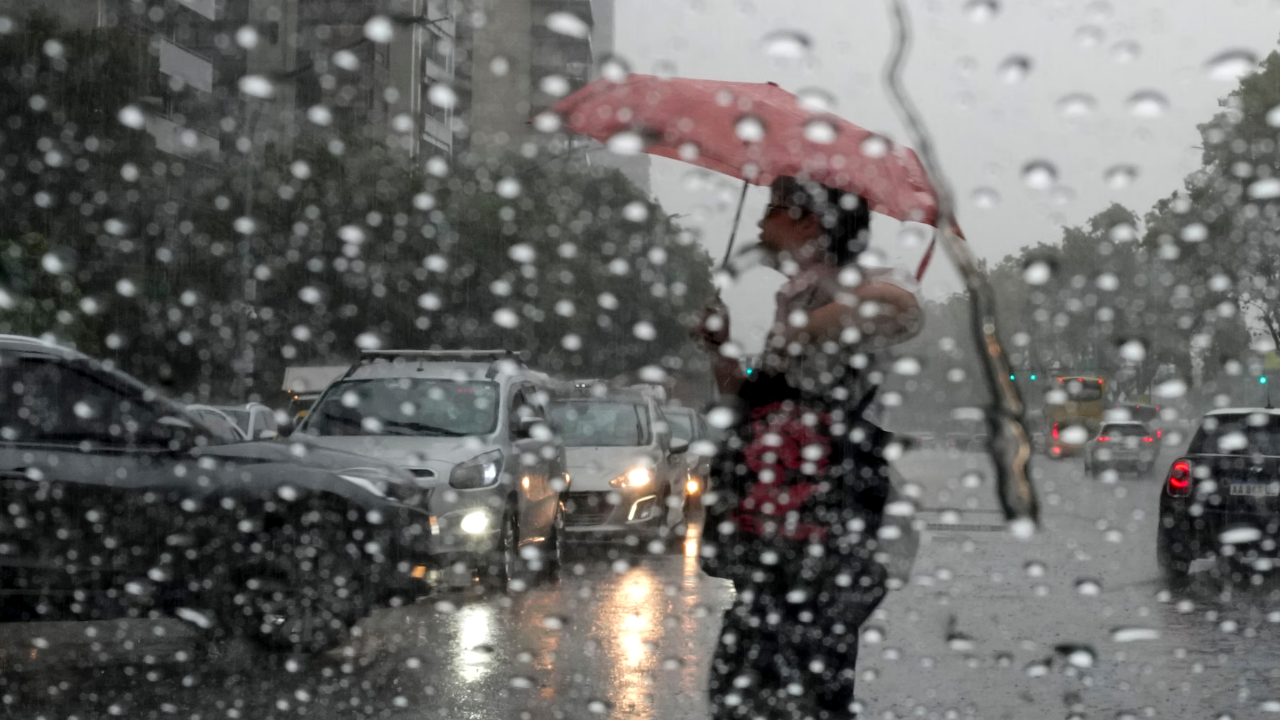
[
  {"x1": 964, "y1": 0, "x2": 999, "y2": 23},
  {"x1": 1126, "y1": 90, "x2": 1168, "y2": 118},
  {"x1": 892, "y1": 357, "x2": 922, "y2": 376},
  {"x1": 1074, "y1": 25, "x2": 1104, "y2": 47},
  {"x1": 1205, "y1": 49, "x2": 1257, "y2": 81},
  {"x1": 428, "y1": 83, "x2": 458, "y2": 109},
  {"x1": 118, "y1": 105, "x2": 145, "y2": 129},
  {"x1": 1009, "y1": 518, "x2": 1036, "y2": 540},
  {"x1": 1056, "y1": 93, "x2": 1097, "y2": 118},
  {"x1": 996, "y1": 55, "x2": 1032, "y2": 83},
  {"x1": 307, "y1": 105, "x2": 333, "y2": 126},
  {"x1": 533, "y1": 112, "x2": 562, "y2": 133},
  {"x1": 540, "y1": 74, "x2": 570, "y2": 97},
  {"x1": 496, "y1": 177, "x2": 522, "y2": 199},
  {"x1": 1110, "y1": 40, "x2": 1141, "y2": 63},
  {"x1": 508, "y1": 244, "x2": 536, "y2": 263},
  {"x1": 622, "y1": 201, "x2": 650, "y2": 222},
  {"x1": 493, "y1": 308, "x2": 519, "y2": 329},
  {"x1": 961, "y1": 471, "x2": 983, "y2": 489},
  {"x1": 235, "y1": 25, "x2": 259, "y2": 49},
  {"x1": 332, "y1": 49, "x2": 360, "y2": 71},
  {"x1": 797, "y1": 87, "x2": 836, "y2": 113},
  {"x1": 561, "y1": 334, "x2": 581, "y2": 351},
  {"x1": 971, "y1": 187, "x2": 1001, "y2": 209},
  {"x1": 509, "y1": 676, "x2": 534, "y2": 689},
  {"x1": 175, "y1": 607, "x2": 214, "y2": 629},
  {"x1": 947, "y1": 634, "x2": 976, "y2": 652},
  {"x1": 355, "y1": 333, "x2": 381, "y2": 350},
  {"x1": 545, "y1": 11, "x2": 589, "y2": 38},
  {"x1": 860, "y1": 135, "x2": 889, "y2": 158},
  {"x1": 1155, "y1": 378, "x2": 1187, "y2": 398},
  {"x1": 1022, "y1": 259, "x2": 1053, "y2": 285},
  {"x1": 1024, "y1": 660, "x2": 1050, "y2": 677},
  {"x1": 338, "y1": 225, "x2": 366, "y2": 245},
  {"x1": 803, "y1": 118, "x2": 838, "y2": 144},
  {"x1": 1021, "y1": 160, "x2": 1058, "y2": 189},
  {"x1": 1220, "y1": 526, "x2": 1262, "y2": 544},
  {"x1": 115, "y1": 279, "x2": 137, "y2": 297},
  {"x1": 600, "y1": 55, "x2": 630, "y2": 82},
  {"x1": 298, "y1": 286, "x2": 322, "y2": 304},
  {"x1": 1118, "y1": 339, "x2": 1147, "y2": 362},
  {"x1": 1075, "y1": 579, "x2": 1101, "y2": 596},
  {"x1": 734, "y1": 116, "x2": 766, "y2": 142},
  {"x1": 1056, "y1": 644, "x2": 1096, "y2": 668},
  {"x1": 1104, "y1": 164, "x2": 1138, "y2": 189},
  {"x1": 633, "y1": 321, "x2": 657, "y2": 341},
  {"x1": 706, "y1": 406, "x2": 737, "y2": 430},
  {"x1": 1024, "y1": 561, "x2": 1046, "y2": 578},
  {"x1": 290, "y1": 160, "x2": 311, "y2": 179},
  {"x1": 862, "y1": 626, "x2": 885, "y2": 643},
  {"x1": 489, "y1": 55, "x2": 509, "y2": 76},
  {"x1": 363, "y1": 15, "x2": 394, "y2": 43},
  {"x1": 760, "y1": 30, "x2": 812, "y2": 60},
  {"x1": 1248, "y1": 177, "x2": 1280, "y2": 200},
  {"x1": 41, "y1": 253, "x2": 67, "y2": 275},
  {"x1": 607, "y1": 130, "x2": 644, "y2": 155},
  {"x1": 1266, "y1": 105, "x2": 1280, "y2": 127},
  {"x1": 1111, "y1": 627, "x2": 1160, "y2": 643}
]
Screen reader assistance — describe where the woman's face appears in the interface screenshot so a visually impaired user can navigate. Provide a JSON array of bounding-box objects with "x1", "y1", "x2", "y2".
[{"x1": 758, "y1": 202, "x2": 823, "y2": 257}]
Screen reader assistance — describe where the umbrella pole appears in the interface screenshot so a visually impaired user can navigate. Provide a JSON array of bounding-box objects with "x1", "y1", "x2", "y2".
[{"x1": 720, "y1": 179, "x2": 751, "y2": 268}]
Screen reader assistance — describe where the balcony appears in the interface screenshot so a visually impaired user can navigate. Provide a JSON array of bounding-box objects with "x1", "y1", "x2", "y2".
[
  {"x1": 158, "y1": 39, "x2": 213, "y2": 93},
  {"x1": 175, "y1": 0, "x2": 217, "y2": 20}
]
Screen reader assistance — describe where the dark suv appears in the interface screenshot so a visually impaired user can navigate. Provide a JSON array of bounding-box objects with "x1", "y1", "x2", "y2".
[
  {"x1": 0, "y1": 336, "x2": 436, "y2": 652},
  {"x1": 1156, "y1": 408, "x2": 1280, "y2": 581}
]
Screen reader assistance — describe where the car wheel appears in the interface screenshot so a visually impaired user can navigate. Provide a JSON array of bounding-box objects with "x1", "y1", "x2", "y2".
[
  {"x1": 480, "y1": 509, "x2": 520, "y2": 592},
  {"x1": 1156, "y1": 524, "x2": 1193, "y2": 585},
  {"x1": 225, "y1": 550, "x2": 368, "y2": 654}
]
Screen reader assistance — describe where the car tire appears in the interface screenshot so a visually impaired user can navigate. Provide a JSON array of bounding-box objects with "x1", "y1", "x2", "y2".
[
  {"x1": 480, "y1": 509, "x2": 520, "y2": 593},
  {"x1": 1156, "y1": 524, "x2": 1193, "y2": 585}
]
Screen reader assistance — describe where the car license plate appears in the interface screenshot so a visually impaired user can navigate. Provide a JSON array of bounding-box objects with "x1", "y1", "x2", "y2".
[{"x1": 1229, "y1": 482, "x2": 1279, "y2": 497}]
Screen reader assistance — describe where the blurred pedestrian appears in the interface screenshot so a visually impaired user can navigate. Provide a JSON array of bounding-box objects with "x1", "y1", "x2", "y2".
[{"x1": 693, "y1": 176, "x2": 922, "y2": 719}]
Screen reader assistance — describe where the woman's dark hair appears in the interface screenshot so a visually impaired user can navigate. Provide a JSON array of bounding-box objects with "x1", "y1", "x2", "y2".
[{"x1": 770, "y1": 176, "x2": 871, "y2": 267}]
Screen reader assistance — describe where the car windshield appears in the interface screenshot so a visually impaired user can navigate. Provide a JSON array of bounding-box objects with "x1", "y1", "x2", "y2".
[
  {"x1": 303, "y1": 379, "x2": 499, "y2": 437},
  {"x1": 550, "y1": 401, "x2": 651, "y2": 447},
  {"x1": 665, "y1": 411, "x2": 695, "y2": 441},
  {"x1": 1189, "y1": 414, "x2": 1280, "y2": 455},
  {"x1": 1101, "y1": 424, "x2": 1146, "y2": 438}
]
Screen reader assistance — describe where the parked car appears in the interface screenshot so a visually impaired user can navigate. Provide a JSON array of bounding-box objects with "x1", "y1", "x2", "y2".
[
  {"x1": 1156, "y1": 408, "x2": 1280, "y2": 582},
  {"x1": 549, "y1": 390, "x2": 688, "y2": 546},
  {"x1": 215, "y1": 402, "x2": 280, "y2": 440},
  {"x1": 187, "y1": 404, "x2": 248, "y2": 442},
  {"x1": 663, "y1": 405, "x2": 712, "y2": 497},
  {"x1": 1083, "y1": 420, "x2": 1157, "y2": 477},
  {"x1": 296, "y1": 349, "x2": 567, "y2": 591},
  {"x1": 0, "y1": 336, "x2": 435, "y2": 652}
]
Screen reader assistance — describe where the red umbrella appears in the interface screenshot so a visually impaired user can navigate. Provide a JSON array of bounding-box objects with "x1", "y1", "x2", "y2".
[{"x1": 546, "y1": 74, "x2": 947, "y2": 278}]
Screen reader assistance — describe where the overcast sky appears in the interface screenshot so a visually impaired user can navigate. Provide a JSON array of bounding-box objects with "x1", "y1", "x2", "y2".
[{"x1": 611, "y1": 0, "x2": 1280, "y2": 351}]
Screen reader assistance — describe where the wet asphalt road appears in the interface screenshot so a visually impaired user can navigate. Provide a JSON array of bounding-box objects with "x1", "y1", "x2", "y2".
[{"x1": 3, "y1": 446, "x2": 1279, "y2": 719}]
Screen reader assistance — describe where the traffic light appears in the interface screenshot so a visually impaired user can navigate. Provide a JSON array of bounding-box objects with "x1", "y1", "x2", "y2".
[
  {"x1": 1030, "y1": 374, "x2": 1037, "y2": 381},
  {"x1": 1262, "y1": 376, "x2": 1269, "y2": 385},
  {"x1": 745, "y1": 368, "x2": 754, "y2": 376},
  {"x1": 1009, "y1": 374, "x2": 1016, "y2": 381}
]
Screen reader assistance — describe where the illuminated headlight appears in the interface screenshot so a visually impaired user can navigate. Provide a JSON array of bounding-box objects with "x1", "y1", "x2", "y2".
[
  {"x1": 610, "y1": 467, "x2": 652, "y2": 489},
  {"x1": 449, "y1": 450, "x2": 503, "y2": 489},
  {"x1": 459, "y1": 511, "x2": 491, "y2": 534}
]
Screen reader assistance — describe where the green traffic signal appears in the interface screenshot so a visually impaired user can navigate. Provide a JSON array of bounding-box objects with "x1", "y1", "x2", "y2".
[
  {"x1": 1262, "y1": 376, "x2": 1269, "y2": 385},
  {"x1": 1010, "y1": 374, "x2": 1016, "y2": 381},
  {"x1": 1030, "y1": 374, "x2": 1037, "y2": 381}
]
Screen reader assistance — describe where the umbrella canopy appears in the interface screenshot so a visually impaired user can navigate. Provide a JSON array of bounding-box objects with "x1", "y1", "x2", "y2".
[{"x1": 547, "y1": 74, "x2": 943, "y2": 228}]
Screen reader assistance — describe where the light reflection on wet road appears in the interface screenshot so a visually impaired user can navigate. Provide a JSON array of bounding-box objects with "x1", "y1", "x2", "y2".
[{"x1": 3, "y1": 449, "x2": 1279, "y2": 719}]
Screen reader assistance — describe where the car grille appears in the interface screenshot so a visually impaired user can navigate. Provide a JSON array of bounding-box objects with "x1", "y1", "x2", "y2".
[{"x1": 564, "y1": 492, "x2": 612, "y2": 527}]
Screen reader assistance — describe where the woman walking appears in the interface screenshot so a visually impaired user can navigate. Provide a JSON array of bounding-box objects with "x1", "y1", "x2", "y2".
[{"x1": 694, "y1": 176, "x2": 922, "y2": 719}]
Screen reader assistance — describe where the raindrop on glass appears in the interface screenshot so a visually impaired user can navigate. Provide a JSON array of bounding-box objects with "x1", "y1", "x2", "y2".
[
  {"x1": 1023, "y1": 260, "x2": 1053, "y2": 285},
  {"x1": 996, "y1": 55, "x2": 1032, "y2": 84},
  {"x1": 860, "y1": 135, "x2": 889, "y2": 159},
  {"x1": 1056, "y1": 93, "x2": 1097, "y2": 118},
  {"x1": 803, "y1": 119, "x2": 838, "y2": 144},
  {"x1": 235, "y1": 25, "x2": 259, "y2": 49},
  {"x1": 1126, "y1": 90, "x2": 1168, "y2": 118},
  {"x1": 1056, "y1": 644, "x2": 1096, "y2": 668},
  {"x1": 428, "y1": 83, "x2": 458, "y2": 109},
  {"x1": 1118, "y1": 339, "x2": 1147, "y2": 362},
  {"x1": 760, "y1": 30, "x2": 812, "y2": 60},
  {"x1": 496, "y1": 177, "x2": 522, "y2": 199},
  {"x1": 545, "y1": 11, "x2": 589, "y2": 38},
  {"x1": 1104, "y1": 164, "x2": 1138, "y2": 189},
  {"x1": 633, "y1": 322, "x2": 657, "y2": 341},
  {"x1": 298, "y1": 287, "x2": 322, "y2": 304},
  {"x1": 118, "y1": 105, "x2": 145, "y2": 129},
  {"x1": 607, "y1": 130, "x2": 644, "y2": 155},
  {"x1": 363, "y1": 15, "x2": 394, "y2": 43},
  {"x1": 307, "y1": 105, "x2": 333, "y2": 126},
  {"x1": 600, "y1": 55, "x2": 630, "y2": 82},
  {"x1": 533, "y1": 112, "x2": 562, "y2": 133},
  {"x1": 332, "y1": 49, "x2": 360, "y2": 71},
  {"x1": 734, "y1": 116, "x2": 766, "y2": 142},
  {"x1": 1247, "y1": 177, "x2": 1280, "y2": 200},
  {"x1": 1110, "y1": 627, "x2": 1160, "y2": 643},
  {"x1": 1075, "y1": 579, "x2": 1101, "y2": 596},
  {"x1": 971, "y1": 187, "x2": 1001, "y2": 209},
  {"x1": 1074, "y1": 25, "x2": 1104, "y2": 47},
  {"x1": 493, "y1": 308, "x2": 520, "y2": 329},
  {"x1": 797, "y1": 87, "x2": 836, "y2": 113},
  {"x1": 963, "y1": 0, "x2": 999, "y2": 23},
  {"x1": 540, "y1": 75, "x2": 570, "y2": 97},
  {"x1": 1021, "y1": 160, "x2": 1057, "y2": 189},
  {"x1": 1204, "y1": 49, "x2": 1258, "y2": 81},
  {"x1": 1110, "y1": 40, "x2": 1141, "y2": 63},
  {"x1": 622, "y1": 201, "x2": 650, "y2": 222}
]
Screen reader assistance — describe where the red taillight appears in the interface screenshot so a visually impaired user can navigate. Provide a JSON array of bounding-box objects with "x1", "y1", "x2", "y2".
[
  {"x1": 1143, "y1": 437, "x2": 1153, "y2": 443},
  {"x1": 1166, "y1": 460, "x2": 1192, "y2": 496},
  {"x1": 1052, "y1": 423, "x2": 1059, "y2": 440},
  {"x1": 1098, "y1": 436, "x2": 1110, "y2": 442},
  {"x1": 1156, "y1": 429, "x2": 1162, "y2": 438}
]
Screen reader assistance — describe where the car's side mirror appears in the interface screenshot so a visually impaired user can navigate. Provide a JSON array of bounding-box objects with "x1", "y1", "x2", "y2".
[{"x1": 670, "y1": 439, "x2": 690, "y2": 455}]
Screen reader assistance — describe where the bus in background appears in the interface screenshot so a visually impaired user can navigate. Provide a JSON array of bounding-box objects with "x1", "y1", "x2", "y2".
[{"x1": 1047, "y1": 376, "x2": 1107, "y2": 458}]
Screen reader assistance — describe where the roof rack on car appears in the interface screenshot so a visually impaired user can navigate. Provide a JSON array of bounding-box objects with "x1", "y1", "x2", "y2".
[{"x1": 338, "y1": 349, "x2": 527, "y2": 381}]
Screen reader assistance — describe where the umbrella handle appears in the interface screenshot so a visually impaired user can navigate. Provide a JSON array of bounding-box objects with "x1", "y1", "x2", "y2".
[{"x1": 720, "y1": 179, "x2": 751, "y2": 268}]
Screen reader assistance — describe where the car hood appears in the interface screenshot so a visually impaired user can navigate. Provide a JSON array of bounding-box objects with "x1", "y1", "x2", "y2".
[
  {"x1": 565, "y1": 446, "x2": 658, "y2": 491},
  {"x1": 293, "y1": 434, "x2": 502, "y2": 474}
]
